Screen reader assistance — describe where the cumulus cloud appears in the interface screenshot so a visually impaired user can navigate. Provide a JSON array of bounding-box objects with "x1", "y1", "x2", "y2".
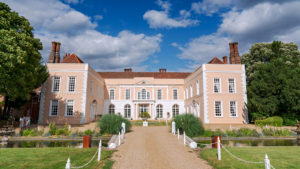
[
  {"x1": 143, "y1": 0, "x2": 198, "y2": 29},
  {"x1": 191, "y1": 0, "x2": 233, "y2": 16},
  {"x1": 63, "y1": 0, "x2": 83, "y2": 4},
  {"x1": 2, "y1": 0, "x2": 162, "y2": 71},
  {"x1": 176, "y1": 1, "x2": 300, "y2": 65}
]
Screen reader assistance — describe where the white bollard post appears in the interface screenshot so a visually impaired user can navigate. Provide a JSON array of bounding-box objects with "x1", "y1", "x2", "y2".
[
  {"x1": 121, "y1": 122, "x2": 126, "y2": 134},
  {"x1": 183, "y1": 131, "x2": 186, "y2": 145},
  {"x1": 65, "y1": 157, "x2": 71, "y2": 169},
  {"x1": 98, "y1": 140, "x2": 102, "y2": 161},
  {"x1": 177, "y1": 128, "x2": 180, "y2": 140},
  {"x1": 118, "y1": 132, "x2": 121, "y2": 146},
  {"x1": 217, "y1": 137, "x2": 221, "y2": 161},
  {"x1": 171, "y1": 121, "x2": 175, "y2": 135},
  {"x1": 265, "y1": 154, "x2": 271, "y2": 169}
]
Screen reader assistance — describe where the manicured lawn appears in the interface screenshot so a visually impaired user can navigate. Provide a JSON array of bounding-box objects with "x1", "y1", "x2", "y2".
[
  {"x1": 0, "y1": 148, "x2": 114, "y2": 169},
  {"x1": 200, "y1": 146, "x2": 300, "y2": 169}
]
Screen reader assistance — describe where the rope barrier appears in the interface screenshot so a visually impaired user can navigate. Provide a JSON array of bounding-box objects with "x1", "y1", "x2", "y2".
[{"x1": 70, "y1": 149, "x2": 98, "y2": 169}]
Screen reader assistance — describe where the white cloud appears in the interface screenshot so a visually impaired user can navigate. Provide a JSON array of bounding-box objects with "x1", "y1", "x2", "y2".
[
  {"x1": 191, "y1": 0, "x2": 233, "y2": 16},
  {"x1": 2, "y1": 0, "x2": 162, "y2": 71},
  {"x1": 94, "y1": 15, "x2": 103, "y2": 21},
  {"x1": 63, "y1": 0, "x2": 83, "y2": 4},
  {"x1": 143, "y1": 0, "x2": 198, "y2": 29},
  {"x1": 177, "y1": 1, "x2": 300, "y2": 64}
]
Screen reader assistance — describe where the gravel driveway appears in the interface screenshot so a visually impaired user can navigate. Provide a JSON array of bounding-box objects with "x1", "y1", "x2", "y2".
[{"x1": 112, "y1": 126, "x2": 212, "y2": 169}]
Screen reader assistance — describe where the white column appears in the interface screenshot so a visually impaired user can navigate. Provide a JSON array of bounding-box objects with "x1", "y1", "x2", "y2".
[
  {"x1": 133, "y1": 87, "x2": 136, "y2": 100},
  {"x1": 152, "y1": 87, "x2": 154, "y2": 100}
]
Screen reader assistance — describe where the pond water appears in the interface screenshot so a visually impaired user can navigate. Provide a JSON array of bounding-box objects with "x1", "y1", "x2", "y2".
[
  {"x1": 0, "y1": 140, "x2": 108, "y2": 148},
  {"x1": 197, "y1": 139, "x2": 300, "y2": 147}
]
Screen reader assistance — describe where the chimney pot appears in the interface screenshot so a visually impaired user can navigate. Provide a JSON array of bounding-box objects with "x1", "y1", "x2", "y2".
[
  {"x1": 124, "y1": 68, "x2": 132, "y2": 72},
  {"x1": 159, "y1": 68, "x2": 167, "y2": 72}
]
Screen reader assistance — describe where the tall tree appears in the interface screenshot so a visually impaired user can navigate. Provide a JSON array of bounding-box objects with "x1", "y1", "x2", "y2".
[
  {"x1": 242, "y1": 41, "x2": 300, "y2": 123},
  {"x1": 0, "y1": 2, "x2": 48, "y2": 117}
]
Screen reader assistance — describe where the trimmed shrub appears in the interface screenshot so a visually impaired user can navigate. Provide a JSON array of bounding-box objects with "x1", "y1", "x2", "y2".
[
  {"x1": 55, "y1": 128, "x2": 65, "y2": 135},
  {"x1": 255, "y1": 116, "x2": 283, "y2": 127},
  {"x1": 173, "y1": 114, "x2": 204, "y2": 137},
  {"x1": 98, "y1": 114, "x2": 132, "y2": 134},
  {"x1": 84, "y1": 129, "x2": 92, "y2": 136},
  {"x1": 138, "y1": 112, "x2": 150, "y2": 119},
  {"x1": 49, "y1": 122, "x2": 56, "y2": 135}
]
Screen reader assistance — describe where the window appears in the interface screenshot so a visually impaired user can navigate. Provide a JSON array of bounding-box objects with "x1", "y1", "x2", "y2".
[
  {"x1": 109, "y1": 89, "x2": 115, "y2": 100},
  {"x1": 66, "y1": 100, "x2": 74, "y2": 116},
  {"x1": 50, "y1": 100, "x2": 58, "y2": 116},
  {"x1": 90, "y1": 80, "x2": 93, "y2": 95},
  {"x1": 139, "y1": 104, "x2": 148, "y2": 113},
  {"x1": 109, "y1": 104, "x2": 115, "y2": 114},
  {"x1": 52, "y1": 77, "x2": 60, "y2": 92},
  {"x1": 173, "y1": 89, "x2": 178, "y2": 100},
  {"x1": 196, "y1": 80, "x2": 199, "y2": 95},
  {"x1": 142, "y1": 89, "x2": 146, "y2": 99},
  {"x1": 214, "y1": 101, "x2": 222, "y2": 117},
  {"x1": 214, "y1": 78, "x2": 221, "y2": 93},
  {"x1": 172, "y1": 104, "x2": 179, "y2": 117},
  {"x1": 126, "y1": 89, "x2": 130, "y2": 100},
  {"x1": 147, "y1": 91, "x2": 150, "y2": 100},
  {"x1": 228, "y1": 78, "x2": 235, "y2": 93},
  {"x1": 124, "y1": 104, "x2": 131, "y2": 118},
  {"x1": 138, "y1": 89, "x2": 149, "y2": 100},
  {"x1": 68, "y1": 76, "x2": 76, "y2": 92},
  {"x1": 230, "y1": 101, "x2": 237, "y2": 117},
  {"x1": 156, "y1": 104, "x2": 163, "y2": 118},
  {"x1": 190, "y1": 85, "x2": 193, "y2": 97},
  {"x1": 157, "y1": 89, "x2": 162, "y2": 100}
]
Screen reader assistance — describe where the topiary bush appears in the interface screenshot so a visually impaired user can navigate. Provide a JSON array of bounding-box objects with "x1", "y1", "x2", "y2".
[
  {"x1": 98, "y1": 114, "x2": 132, "y2": 134},
  {"x1": 173, "y1": 114, "x2": 204, "y2": 137},
  {"x1": 255, "y1": 116, "x2": 283, "y2": 127},
  {"x1": 49, "y1": 122, "x2": 56, "y2": 135}
]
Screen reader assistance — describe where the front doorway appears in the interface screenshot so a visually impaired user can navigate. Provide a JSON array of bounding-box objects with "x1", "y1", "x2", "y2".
[{"x1": 139, "y1": 104, "x2": 149, "y2": 114}]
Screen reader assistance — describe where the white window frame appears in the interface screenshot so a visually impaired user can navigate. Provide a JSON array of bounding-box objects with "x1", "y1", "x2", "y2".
[
  {"x1": 156, "y1": 104, "x2": 163, "y2": 118},
  {"x1": 213, "y1": 78, "x2": 221, "y2": 93},
  {"x1": 90, "y1": 80, "x2": 93, "y2": 96},
  {"x1": 65, "y1": 100, "x2": 74, "y2": 116},
  {"x1": 67, "y1": 76, "x2": 76, "y2": 92},
  {"x1": 124, "y1": 104, "x2": 131, "y2": 118},
  {"x1": 109, "y1": 104, "x2": 115, "y2": 114},
  {"x1": 52, "y1": 76, "x2": 61, "y2": 92},
  {"x1": 49, "y1": 100, "x2": 59, "y2": 116},
  {"x1": 184, "y1": 90, "x2": 186, "y2": 100},
  {"x1": 229, "y1": 101, "x2": 238, "y2": 117},
  {"x1": 125, "y1": 89, "x2": 130, "y2": 100},
  {"x1": 190, "y1": 85, "x2": 193, "y2": 97},
  {"x1": 172, "y1": 104, "x2": 179, "y2": 117},
  {"x1": 196, "y1": 80, "x2": 199, "y2": 95},
  {"x1": 214, "y1": 101, "x2": 223, "y2": 117},
  {"x1": 173, "y1": 88, "x2": 178, "y2": 100},
  {"x1": 228, "y1": 78, "x2": 236, "y2": 93},
  {"x1": 157, "y1": 89, "x2": 162, "y2": 100},
  {"x1": 109, "y1": 88, "x2": 115, "y2": 100},
  {"x1": 186, "y1": 88, "x2": 189, "y2": 98}
]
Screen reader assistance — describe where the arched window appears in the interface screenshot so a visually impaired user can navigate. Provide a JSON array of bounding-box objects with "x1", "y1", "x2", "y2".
[
  {"x1": 109, "y1": 104, "x2": 115, "y2": 114},
  {"x1": 172, "y1": 104, "x2": 179, "y2": 117},
  {"x1": 124, "y1": 104, "x2": 131, "y2": 118},
  {"x1": 156, "y1": 104, "x2": 163, "y2": 118}
]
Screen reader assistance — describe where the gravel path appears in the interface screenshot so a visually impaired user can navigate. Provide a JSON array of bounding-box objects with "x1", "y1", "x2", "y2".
[{"x1": 112, "y1": 126, "x2": 212, "y2": 169}]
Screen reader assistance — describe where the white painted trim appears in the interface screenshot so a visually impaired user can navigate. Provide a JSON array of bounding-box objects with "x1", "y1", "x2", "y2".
[
  {"x1": 228, "y1": 77, "x2": 236, "y2": 94},
  {"x1": 109, "y1": 88, "x2": 115, "y2": 100},
  {"x1": 202, "y1": 64, "x2": 209, "y2": 123},
  {"x1": 81, "y1": 64, "x2": 88, "y2": 124},
  {"x1": 196, "y1": 80, "x2": 199, "y2": 95},
  {"x1": 172, "y1": 88, "x2": 178, "y2": 100},
  {"x1": 67, "y1": 76, "x2": 76, "y2": 93},
  {"x1": 38, "y1": 84, "x2": 46, "y2": 124},
  {"x1": 242, "y1": 65, "x2": 249, "y2": 123},
  {"x1": 51, "y1": 76, "x2": 61, "y2": 93},
  {"x1": 112, "y1": 85, "x2": 172, "y2": 88},
  {"x1": 213, "y1": 77, "x2": 222, "y2": 93},
  {"x1": 49, "y1": 99, "x2": 58, "y2": 116}
]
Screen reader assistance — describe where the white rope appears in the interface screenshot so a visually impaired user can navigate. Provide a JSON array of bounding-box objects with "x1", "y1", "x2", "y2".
[
  {"x1": 221, "y1": 144, "x2": 264, "y2": 164},
  {"x1": 71, "y1": 149, "x2": 98, "y2": 169},
  {"x1": 271, "y1": 164, "x2": 276, "y2": 169}
]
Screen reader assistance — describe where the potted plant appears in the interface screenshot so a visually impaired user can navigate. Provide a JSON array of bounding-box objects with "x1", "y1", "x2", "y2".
[{"x1": 139, "y1": 112, "x2": 150, "y2": 121}]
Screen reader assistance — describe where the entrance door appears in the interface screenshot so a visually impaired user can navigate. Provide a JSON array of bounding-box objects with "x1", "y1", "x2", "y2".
[{"x1": 139, "y1": 104, "x2": 149, "y2": 114}]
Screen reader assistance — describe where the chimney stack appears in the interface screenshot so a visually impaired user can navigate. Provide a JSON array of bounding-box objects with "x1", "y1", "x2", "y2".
[
  {"x1": 159, "y1": 68, "x2": 167, "y2": 72},
  {"x1": 223, "y1": 56, "x2": 228, "y2": 64},
  {"x1": 48, "y1": 41, "x2": 61, "y2": 63},
  {"x1": 229, "y1": 42, "x2": 241, "y2": 64},
  {"x1": 124, "y1": 68, "x2": 132, "y2": 72}
]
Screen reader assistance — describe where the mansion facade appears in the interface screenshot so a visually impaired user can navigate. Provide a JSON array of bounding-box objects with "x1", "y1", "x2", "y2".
[{"x1": 38, "y1": 42, "x2": 248, "y2": 125}]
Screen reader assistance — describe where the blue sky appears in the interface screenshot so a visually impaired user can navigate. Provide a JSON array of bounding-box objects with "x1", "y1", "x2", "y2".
[{"x1": 2, "y1": 0, "x2": 300, "y2": 72}]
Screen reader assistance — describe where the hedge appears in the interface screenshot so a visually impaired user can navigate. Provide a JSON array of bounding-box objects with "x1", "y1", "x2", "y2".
[
  {"x1": 255, "y1": 116, "x2": 283, "y2": 127},
  {"x1": 98, "y1": 114, "x2": 131, "y2": 134}
]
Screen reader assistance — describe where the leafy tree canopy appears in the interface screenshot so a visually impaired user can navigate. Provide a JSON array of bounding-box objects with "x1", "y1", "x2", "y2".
[
  {"x1": 0, "y1": 3, "x2": 48, "y2": 111},
  {"x1": 242, "y1": 41, "x2": 300, "y2": 124}
]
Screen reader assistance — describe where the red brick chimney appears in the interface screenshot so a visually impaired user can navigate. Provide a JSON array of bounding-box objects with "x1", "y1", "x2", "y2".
[
  {"x1": 222, "y1": 56, "x2": 228, "y2": 64},
  {"x1": 54, "y1": 42, "x2": 61, "y2": 63},
  {"x1": 124, "y1": 68, "x2": 132, "y2": 72},
  {"x1": 229, "y1": 42, "x2": 241, "y2": 64},
  {"x1": 48, "y1": 42, "x2": 56, "y2": 63},
  {"x1": 159, "y1": 68, "x2": 167, "y2": 72}
]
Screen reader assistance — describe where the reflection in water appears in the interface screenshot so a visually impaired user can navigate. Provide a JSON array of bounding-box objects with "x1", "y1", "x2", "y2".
[
  {"x1": 197, "y1": 139, "x2": 300, "y2": 147},
  {"x1": 0, "y1": 140, "x2": 108, "y2": 148}
]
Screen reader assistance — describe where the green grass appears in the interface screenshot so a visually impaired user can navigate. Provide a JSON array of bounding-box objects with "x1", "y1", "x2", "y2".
[
  {"x1": 0, "y1": 148, "x2": 114, "y2": 169},
  {"x1": 200, "y1": 146, "x2": 300, "y2": 169},
  {"x1": 131, "y1": 120, "x2": 170, "y2": 126}
]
